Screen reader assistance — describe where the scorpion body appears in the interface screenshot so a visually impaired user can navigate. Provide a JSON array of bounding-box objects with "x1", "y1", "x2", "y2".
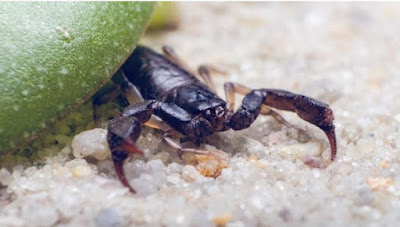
[
  {"x1": 121, "y1": 46, "x2": 229, "y2": 134},
  {"x1": 107, "y1": 45, "x2": 337, "y2": 193}
]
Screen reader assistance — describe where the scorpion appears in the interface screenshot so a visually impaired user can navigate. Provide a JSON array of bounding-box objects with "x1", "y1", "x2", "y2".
[{"x1": 105, "y1": 45, "x2": 337, "y2": 193}]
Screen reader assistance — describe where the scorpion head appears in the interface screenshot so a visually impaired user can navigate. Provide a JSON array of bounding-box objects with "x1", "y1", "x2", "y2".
[{"x1": 202, "y1": 104, "x2": 230, "y2": 132}]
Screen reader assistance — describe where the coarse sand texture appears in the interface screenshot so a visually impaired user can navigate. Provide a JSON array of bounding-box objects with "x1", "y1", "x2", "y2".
[{"x1": 1, "y1": 2, "x2": 400, "y2": 227}]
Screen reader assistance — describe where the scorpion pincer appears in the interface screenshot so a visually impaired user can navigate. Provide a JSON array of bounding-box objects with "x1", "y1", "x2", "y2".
[{"x1": 105, "y1": 45, "x2": 337, "y2": 193}]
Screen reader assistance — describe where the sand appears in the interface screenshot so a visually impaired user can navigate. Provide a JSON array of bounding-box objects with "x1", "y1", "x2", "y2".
[{"x1": 1, "y1": 2, "x2": 400, "y2": 227}]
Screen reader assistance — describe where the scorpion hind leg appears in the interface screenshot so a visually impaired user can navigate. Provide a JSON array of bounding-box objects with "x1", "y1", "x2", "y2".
[{"x1": 107, "y1": 116, "x2": 143, "y2": 193}]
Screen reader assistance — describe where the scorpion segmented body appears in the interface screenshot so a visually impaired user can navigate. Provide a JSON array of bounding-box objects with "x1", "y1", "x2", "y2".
[
  {"x1": 106, "y1": 45, "x2": 337, "y2": 193},
  {"x1": 121, "y1": 46, "x2": 230, "y2": 134}
]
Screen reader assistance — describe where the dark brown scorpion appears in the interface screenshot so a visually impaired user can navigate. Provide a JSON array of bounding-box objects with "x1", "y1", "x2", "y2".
[{"x1": 105, "y1": 45, "x2": 337, "y2": 193}]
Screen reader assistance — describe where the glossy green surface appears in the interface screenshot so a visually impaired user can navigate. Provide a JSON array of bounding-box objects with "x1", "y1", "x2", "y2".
[{"x1": 0, "y1": 2, "x2": 155, "y2": 152}]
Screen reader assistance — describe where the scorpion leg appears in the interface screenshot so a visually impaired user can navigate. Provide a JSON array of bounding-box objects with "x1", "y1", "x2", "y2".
[
  {"x1": 119, "y1": 71, "x2": 170, "y2": 131},
  {"x1": 259, "y1": 106, "x2": 294, "y2": 128},
  {"x1": 161, "y1": 132, "x2": 218, "y2": 158},
  {"x1": 162, "y1": 45, "x2": 212, "y2": 87},
  {"x1": 162, "y1": 45, "x2": 190, "y2": 69},
  {"x1": 224, "y1": 82, "x2": 293, "y2": 127},
  {"x1": 197, "y1": 64, "x2": 228, "y2": 91},
  {"x1": 197, "y1": 66, "x2": 216, "y2": 91},
  {"x1": 162, "y1": 45, "x2": 179, "y2": 63},
  {"x1": 108, "y1": 100, "x2": 215, "y2": 192},
  {"x1": 161, "y1": 132, "x2": 229, "y2": 178},
  {"x1": 162, "y1": 45, "x2": 226, "y2": 90},
  {"x1": 227, "y1": 87, "x2": 337, "y2": 160},
  {"x1": 197, "y1": 64, "x2": 228, "y2": 92},
  {"x1": 92, "y1": 71, "x2": 145, "y2": 129},
  {"x1": 119, "y1": 71, "x2": 144, "y2": 105},
  {"x1": 92, "y1": 83, "x2": 122, "y2": 128}
]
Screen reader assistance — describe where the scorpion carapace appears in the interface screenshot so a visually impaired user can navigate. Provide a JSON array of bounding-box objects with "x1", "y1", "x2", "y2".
[{"x1": 105, "y1": 45, "x2": 337, "y2": 193}]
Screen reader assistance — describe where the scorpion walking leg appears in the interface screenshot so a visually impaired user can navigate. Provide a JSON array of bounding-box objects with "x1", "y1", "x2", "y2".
[
  {"x1": 197, "y1": 64, "x2": 227, "y2": 90},
  {"x1": 120, "y1": 71, "x2": 170, "y2": 131},
  {"x1": 228, "y1": 88, "x2": 337, "y2": 160},
  {"x1": 162, "y1": 45, "x2": 190, "y2": 69},
  {"x1": 259, "y1": 106, "x2": 294, "y2": 128},
  {"x1": 161, "y1": 132, "x2": 220, "y2": 158},
  {"x1": 92, "y1": 83, "x2": 122, "y2": 128},
  {"x1": 198, "y1": 64, "x2": 228, "y2": 92},
  {"x1": 92, "y1": 71, "x2": 145, "y2": 128},
  {"x1": 108, "y1": 100, "x2": 216, "y2": 192},
  {"x1": 161, "y1": 132, "x2": 228, "y2": 178},
  {"x1": 162, "y1": 45, "x2": 226, "y2": 90},
  {"x1": 162, "y1": 46, "x2": 211, "y2": 87},
  {"x1": 197, "y1": 66, "x2": 216, "y2": 91},
  {"x1": 119, "y1": 71, "x2": 144, "y2": 105},
  {"x1": 224, "y1": 82, "x2": 293, "y2": 127}
]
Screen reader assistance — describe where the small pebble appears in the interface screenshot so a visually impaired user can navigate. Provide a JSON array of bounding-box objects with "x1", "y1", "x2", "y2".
[
  {"x1": 94, "y1": 208, "x2": 121, "y2": 227},
  {"x1": 278, "y1": 141, "x2": 322, "y2": 161},
  {"x1": 182, "y1": 165, "x2": 201, "y2": 183},
  {"x1": 71, "y1": 128, "x2": 110, "y2": 160},
  {"x1": 72, "y1": 166, "x2": 92, "y2": 177}
]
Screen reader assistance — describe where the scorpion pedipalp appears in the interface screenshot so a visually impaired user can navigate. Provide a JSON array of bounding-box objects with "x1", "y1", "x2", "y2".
[
  {"x1": 106, "y1": 99, "x2": 224, "y2": 192},
  {"x1": 107, "y1": 116, "x2": 143, "y2": 193},
  {"x1": 224, "y1": 84, "x2": 337, "y2": 160}
]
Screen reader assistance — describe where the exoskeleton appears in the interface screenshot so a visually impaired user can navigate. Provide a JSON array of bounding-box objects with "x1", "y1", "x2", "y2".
[{"x1": 105, "y1": 45, "x2": 337, "y2": 193}]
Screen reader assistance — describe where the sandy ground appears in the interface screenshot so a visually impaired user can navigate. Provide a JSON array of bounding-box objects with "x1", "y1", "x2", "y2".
[{"x1": 2, "y1": 2, "x2": 400, "y2": 227}]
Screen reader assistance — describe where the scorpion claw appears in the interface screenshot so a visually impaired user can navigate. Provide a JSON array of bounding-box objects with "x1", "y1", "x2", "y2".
[
  {"x1": 320, "y1": 124, "x2": 337, "y2": 161},
  {"x1": 107, "y1": 116, "x2": 143, "y2": 193},
  {"x1": 112, "y1": 151, "x2": 136, "y2": 193}
]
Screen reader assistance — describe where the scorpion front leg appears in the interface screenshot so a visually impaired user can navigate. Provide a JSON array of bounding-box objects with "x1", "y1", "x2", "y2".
[
  {"x1": 226, "y1": 85, "x2": 337, "y2": 161},
  {"x1": 107, "y1": 100, "x2": 215, "y2": 192}
]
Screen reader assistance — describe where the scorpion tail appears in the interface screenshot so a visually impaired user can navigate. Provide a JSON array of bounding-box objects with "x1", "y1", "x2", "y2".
[{"x1": 107, "y1": 116, "x2": 143, "y2": 193}]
